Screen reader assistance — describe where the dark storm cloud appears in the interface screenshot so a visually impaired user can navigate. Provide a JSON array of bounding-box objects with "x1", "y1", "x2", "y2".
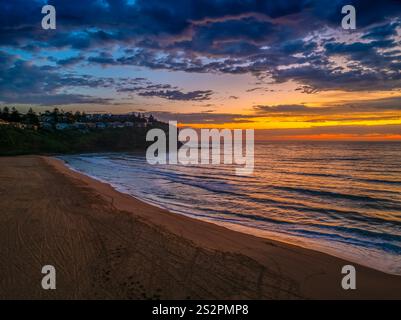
[
  {"x1": 314, "y1": 0, "x2": 401, "y2": 27},
  {"x1": 1, "y1": 94, "x2": 112, "y2": 105},
  {"x1": 137, "y1": 89, "x2": 213, "y2": 101},
  {"x1": 56, "y1": 55, "x2": 84, "y2": 66},
  {"x1": 362, "y1": 22, "x2": 400, "y2": 40},
  {"x1": 87, "y1": 52, "x2": 115, "y2": 65},
  {"x1": 116, "y1": 79, "x2": 214, "y2": 101},
  {"x1": 0, "y1": 51, "x2": 213, "y2": 104},
  {"x1": 0, "y1": 51, "x2": 111, "y2": 104},
  {"x1": 1, "y1": 0, "x2": 401, "y2": 106},
  {"x1": 1, "y1": 0, "x2": 400, "y2": 50},
  {"x1": 271, "y1": 62, "x2": 401, "y2": 92},
  {"x1": 172, "y1": 17, "x2": 282, "y2": 57}
]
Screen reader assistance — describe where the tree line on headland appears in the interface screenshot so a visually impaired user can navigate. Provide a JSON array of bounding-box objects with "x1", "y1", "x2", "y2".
[
  {"x1": 0, "y1": 107, "x2": 39, "y2": 125},
  {"x1": 0, "y1": 107, "x2": 167, "y2": 156},
  {"x1": 0, "y1": 107, "x2": 155, "y2": 128}
]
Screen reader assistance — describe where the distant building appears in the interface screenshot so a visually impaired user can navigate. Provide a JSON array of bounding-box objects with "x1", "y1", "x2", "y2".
[
  {"x1": 1, "y1": 122, "x2": 39, "y2": 130},
  {"x1": 124, "y1": 121, "x2": 134, "y2": 127},
  {"x1": 40, "y1": 115, "x2": 55, "y2": 124},
  {"x1": 22, "y1": 124, "x2": 38, "y2": 131},
  {"x1": 33, "y1": 111, "x2": 157, "y2": 131},
  {"x1": 95, "y1": 122, "x2": 107, "y2": 129},
  {"x1": 86, "y1": 123, "x2": 97, "y2": 129},
  {"x1": 135, "y1": 122, "x2": 147, "y2": 128},
  {"x1": 55, "y1": 123, "x2": 72, "y2": 131},
  {"x1": 111, "y1": 122, "x2": 124, "y2": 128},
  {"x1": 40, "y1": 122, "x2": 53, "y2": 131},
  {"x1": 72, "y1": 123, "x2": 87, "y2": 130}
]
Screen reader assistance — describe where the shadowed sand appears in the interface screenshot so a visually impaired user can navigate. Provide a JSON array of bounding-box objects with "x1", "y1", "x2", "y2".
[{"x1": 0, "y1": 156, "x2": 400, "y2": 299}]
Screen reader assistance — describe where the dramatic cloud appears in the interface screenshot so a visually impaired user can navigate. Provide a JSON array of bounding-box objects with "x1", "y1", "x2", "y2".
[
  {"x1": 1, "y1": 0, "x2": 401, "y2": 118},
  {"x1": 144, "y1": 95, "x2": 401, "y2": 126},
  {"x1": 137, "y1": 89, "x2": 213, "y2": 101},
  {"x1": 0, "y1": 51, "x2": 214, "y2": 105},
  {"x1": 116, "y1": 78, "x2": 214, "y2": 101},
  {"x1": 0, "y1": 51, "x2": 118, "y2": 105},
  {"x1": 254, "y1": 98, "x2": 401, "y2": 117}
]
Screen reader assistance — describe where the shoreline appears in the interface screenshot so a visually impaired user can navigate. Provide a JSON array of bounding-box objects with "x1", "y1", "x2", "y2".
[
  {"x1": 1, "y1": 155, "x2": 400, "y2": 299},
  {"x1": 58, "y1": 154, "x2": 400, "y2": 277}
]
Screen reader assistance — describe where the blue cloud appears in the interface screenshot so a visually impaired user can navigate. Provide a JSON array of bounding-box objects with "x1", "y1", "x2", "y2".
[{"x1": 1, "y1": 0, "x2": 401, "y2": 105}]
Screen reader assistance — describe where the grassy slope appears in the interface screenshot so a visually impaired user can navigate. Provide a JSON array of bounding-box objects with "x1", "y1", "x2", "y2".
[{"x1": 0, "y1": 126, "x2": 153, "y2": 155}]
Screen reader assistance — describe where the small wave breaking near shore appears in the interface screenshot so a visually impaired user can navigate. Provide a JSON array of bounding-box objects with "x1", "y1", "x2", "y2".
[{"x1": 59, "y1": 141, "x2": 401, "y2": 275}]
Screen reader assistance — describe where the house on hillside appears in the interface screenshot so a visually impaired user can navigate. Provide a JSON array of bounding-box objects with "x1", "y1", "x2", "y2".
[
  {"x1": 124, "y1": 121, "x2": 134, "y2": 127},
  {"x1": 39, "y1": 115, "x2": 55, "y2": 124},
  {"x1": 40, "y1": 122, "x2": 53, "y2": 131},
  {"x1": 135, "y1": 121, "x2": 147, "y2": 128},
  {"x1": 0, "y1": 120, "x2": 38, "y2": 130},
  {"x1": 21, "y1": 123, "x2": 39, "y2": 130},
  {"x1": 55, "y1": 123, "x2": 72, "y2": 131},
  {"x1": 96, "y1": 122, "x2": 107, "y2": 129},
  {"x1": 73, "y1": 122, "x2": 87, "y2": 130},
  {"x1": 86, "y1": 123, "x2": 96, "y2": 129},
  {"x1": 110, "y1": 122, "x2": 124, "y2": 128}
]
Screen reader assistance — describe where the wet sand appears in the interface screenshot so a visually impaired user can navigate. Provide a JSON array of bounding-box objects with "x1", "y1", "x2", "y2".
[{"x1": 0, "y1": 155, "x2": 400, "y2": 299}]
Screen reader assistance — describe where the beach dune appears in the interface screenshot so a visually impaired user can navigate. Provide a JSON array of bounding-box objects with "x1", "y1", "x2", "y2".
[{"x1": 0, "y1": 156, "x2": 400, "y2": 299}]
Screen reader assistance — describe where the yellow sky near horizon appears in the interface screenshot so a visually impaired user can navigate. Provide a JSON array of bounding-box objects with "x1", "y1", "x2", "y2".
[{"x1": 13, "y1": 73, "x2": 401, "y2": 140}]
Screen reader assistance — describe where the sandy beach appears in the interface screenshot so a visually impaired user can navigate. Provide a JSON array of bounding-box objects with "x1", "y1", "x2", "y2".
[{"x1": 0, "y1": 155, "x2": 400, "y2": 299}]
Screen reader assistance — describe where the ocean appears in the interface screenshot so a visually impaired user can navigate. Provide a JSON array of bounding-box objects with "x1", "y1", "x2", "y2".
[{"x1": 59, "y1": 141, "x2": 401, "y2": 275}]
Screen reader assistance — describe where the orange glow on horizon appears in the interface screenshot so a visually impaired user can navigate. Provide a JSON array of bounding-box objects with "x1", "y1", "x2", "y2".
[
  {"x1": 257, "y1": 134, "x2": 401, "y2": 141},
  {"x1": 179, "y1": 116, "x2": 401, "y2": 130}
]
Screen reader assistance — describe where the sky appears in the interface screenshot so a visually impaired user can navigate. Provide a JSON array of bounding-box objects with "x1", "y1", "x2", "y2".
[{"x1": 1, "y1": 0, "x2": 401, "y2": 140}]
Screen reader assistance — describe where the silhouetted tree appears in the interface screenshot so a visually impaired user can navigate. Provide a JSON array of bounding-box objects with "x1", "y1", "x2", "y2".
[
  {"x1": 10, "y1": 107, "x2": 21, "y2": 122},
  {"x1": 26, "y1": 108, "x2": 39, "y2": 125},
  {"x1": 81, "y1": 112, "x2": 87, "y2": 122},
  {"x1": 51, "y1": 108, "x2": 60, "y2": 123},
  {"x1": 1, "y1": 106, "x2": 10, "y2": 121},
  {"x1": 65, "y1": 111, "x2": 75, "y2": 123},
  {"x1": 74, "y1": 111, "x2": 82, "y2": 122}
]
